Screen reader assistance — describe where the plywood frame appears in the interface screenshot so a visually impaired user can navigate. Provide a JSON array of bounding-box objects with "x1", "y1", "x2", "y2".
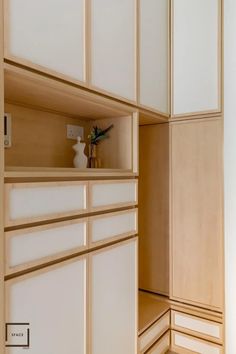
[
  {"x1": 139, "y1": 312, "x2": 170, "y2": 353},
  {"x1": 88, "y1": 0, "x2": 138, "y2": 105},
  {"x1": 4, "y1": 181, "x2": 88, "y2": 227},
  {"x1": 171, "y1": 330, "x2": 223, "y2": 354},
  {"x1": 137, "y1": 0, "x2": 171, "y2": 117},
  {"x1": 0, "y1": 0, "x2": 5, "y2": 352},
  {"x1": 88, "y1": 179, "x2": 138, "y2": 213},
  {"x1": 3, "y1": 0, "x2": 88, "y2": 87},
  {"x1": 5, "y1": 217, "x2": 89, "y2": 275},
  {"x1": 88, "y1": 237, "x2": 138, "y2": 354},
  {"x1": 5, "y1": 254, "x2": 89, "y2": 354},
  {"x1": 169, "y1": 117, "x2": 224, "y2": 312},
  {"x1": 170, "y1": 0, "x2": 223, "y2": 118},
  {"x1": 88, "y1": 208, "x2": 138, "y2": 248},
  {"x1": 171, "y1": 310, "x2": 223, "y2": 344}
]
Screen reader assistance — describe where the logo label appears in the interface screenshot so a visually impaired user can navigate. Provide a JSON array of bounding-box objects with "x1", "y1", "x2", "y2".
[{"x1": 5, "y1": 323, "x2": 30, "y2": 348}]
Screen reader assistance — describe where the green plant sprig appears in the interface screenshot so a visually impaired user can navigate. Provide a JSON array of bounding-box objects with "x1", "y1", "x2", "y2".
[{"x1": 88, "y1": 124, "x2": 114, "y2": 145}]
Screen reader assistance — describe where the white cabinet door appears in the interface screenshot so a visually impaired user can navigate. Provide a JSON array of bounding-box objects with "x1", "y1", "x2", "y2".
[
  {"x1": 90, "y1": 0, "x2": 136, "y2": 101},
  {"x1": 172, "y1": 0, "x2": 221, "y2": 116},
  {"x1": 6, "y1": 257, "x2": 87, "y2": 354},
  {"x1": 139, "y1": 0, "x2": 169, "y2": 114},
  {"x1": 5, "y1": 0, "x2": 86, "y2": 83},
  {"x1": 90, "y1": 238, "x2": 138, "y2": 354}
]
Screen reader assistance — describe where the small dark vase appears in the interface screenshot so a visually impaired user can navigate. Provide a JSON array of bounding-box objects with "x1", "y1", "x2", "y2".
[{"x1": 88, "y1": 144, "x2": 99, "y2": 168}]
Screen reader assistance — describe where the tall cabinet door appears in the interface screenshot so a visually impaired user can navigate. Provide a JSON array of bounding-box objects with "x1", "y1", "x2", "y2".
[
  {"x1": 170, "y1": 119, "x2": 224, "y2": 311},
  {"x1": 6, "y1": 257, "x2": 87, "y2": 354},
  {"x1": 172, "y1": 0, "x2": 221, "y2": 116},
  {"x1": 4, "y1": 0, "x2": 86, "y2": 83},
  {"x1": 90, "y1": 238, "x2": 138, "y2": 354},
  {"x1": 90, "y1": 0, "x2": 136, "y2": 102},
  {"x1": 139, "y1": 0, "x2": 169, "y2": 114}
]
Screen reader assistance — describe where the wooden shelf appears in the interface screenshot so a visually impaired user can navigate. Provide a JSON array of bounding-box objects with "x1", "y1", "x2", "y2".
[
  {"x1": 4, "y1": 166, "x2": 137, "y2": 179},
  {"x1": 138, "y1": 291, "x2": 170, "y2": 335},
  {"x1": 4, "y1": 63, "x2": 136, "y2": 120}
]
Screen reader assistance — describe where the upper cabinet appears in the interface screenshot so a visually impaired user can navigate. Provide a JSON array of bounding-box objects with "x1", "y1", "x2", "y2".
[
  {"x1": 171, "y1": 0, "x2": 221, "y2": 117},
  {"x1": 90, "y1": 0, "x2": 137, "y2": 102},
  {"x1": 4, "y1": 0, "x2": 86, "y2": 83},
  {"x1": 4, "y1": 0, "x2": 222, "y2": 117},
  {"x1": 139, "y1": 0, "x2": 169, "y2": 115}
]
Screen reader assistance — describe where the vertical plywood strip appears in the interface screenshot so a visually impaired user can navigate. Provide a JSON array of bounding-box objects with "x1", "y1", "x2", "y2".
[{"x1": 0, "y1": 0, "x2": 5, "y2": 352}]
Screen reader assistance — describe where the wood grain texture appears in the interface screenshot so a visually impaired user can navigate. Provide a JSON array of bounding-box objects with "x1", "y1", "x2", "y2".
[
  {"x1": 171, "y1": 310, "x2": 223, "y2": 344},
  {"x1": 170, "y1": 118, "x2": 224, "y2": 311},
  {"x1": 4, "y1": 103, "x2": 137, "y2": 172},
  {"x1": 139, "y1": 124, "x2": 169, "y2": 295},
  {"x1": 0, "y1": 0, "x2": 4, "y2": 351},
  {"x1": 171, "y1": 330, "x2": 223, "y2": 354},
  {"x1": 4, "y1": 63, "x2": 135, "y2": 119},
  {"x1": 5, "y1": 103, "x2": 91, "y2": 168},
  {"x1": 139, "y1": 291, "x2": 170, "y2": 335}
]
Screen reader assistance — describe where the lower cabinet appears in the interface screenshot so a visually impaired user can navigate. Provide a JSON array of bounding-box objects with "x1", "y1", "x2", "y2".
[
  {"x1": 171, "y1": 331, "x2": 223, "y2": 354},
  {"x1": 90, "y1": 238, "x2": 138, "y2": 354},
  {"x1": 5, "y1": 237, "x2": 138, "y2": 354},
  {"x1": 5, "y1": 256, "x2": 87, "y2": 354}
]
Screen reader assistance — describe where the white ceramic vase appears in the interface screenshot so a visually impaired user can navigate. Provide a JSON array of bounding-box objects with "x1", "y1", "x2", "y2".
[{"x1": 73, "y1": 136, "x2": 88, "y2": 168}]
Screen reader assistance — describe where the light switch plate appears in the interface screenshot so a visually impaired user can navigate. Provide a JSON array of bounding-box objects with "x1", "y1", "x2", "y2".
[
  {"x1": 4, "y1": 113, "x2": 12, "y2": 148},
  {"x1": 67, "y1": 124, "x2": 84, "y2": 140}
]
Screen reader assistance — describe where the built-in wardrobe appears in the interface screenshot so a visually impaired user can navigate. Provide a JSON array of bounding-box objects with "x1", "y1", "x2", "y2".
[{"x1": 0, "y1": 0, "x2": 224, "y2": 353}]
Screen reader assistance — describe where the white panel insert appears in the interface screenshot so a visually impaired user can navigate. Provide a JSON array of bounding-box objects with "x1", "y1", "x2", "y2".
[
  {"x1": 91, "y1": 239, "x2": 137, "y2": 354},
  {"x1": 173, "y1": 332, "x2": 221, "y2": 354},
  {"x1": 140, "y1": 312, "x2": 170, "y2": 352},
  {"x1": 90, "y1": 210, "x2": 137, "y2": 244},
  {"x1": 6, "y1": 0, "x2": 86, "y2": 81},
  {"x1": 6, "y1": 220, "x2": 87, "y2": 271},
  {"x1": 146, "y1": 332, "x2": 170, "y2": 354},
  {"x1": 173, "y1": 0, "x2": 220, "y2": 115},
  {"x1": 173, "y1": 311, "x2": 221, "y2": 339},
  {"x1": 90, "y1": 181, "x2": 137, "y2": 210},
  {"x1": 139, "y1": 0, "x2": 169, "y2": 113},
  {"x1": 6, "y1": 182, "x2": 87, "y2": 225},
  {"x1": 91, "y1": 0, "x2": 136, "y2": 100},
  {"x1": 6, "y1": 258, "x2": 87, "y2": 354}
]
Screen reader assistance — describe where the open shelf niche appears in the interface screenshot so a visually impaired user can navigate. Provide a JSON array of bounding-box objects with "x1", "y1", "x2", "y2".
[{"x1": 4, "y1": 64, "x2": 138, "y2": 177}]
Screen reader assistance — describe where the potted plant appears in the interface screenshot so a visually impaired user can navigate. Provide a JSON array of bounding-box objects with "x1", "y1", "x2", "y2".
[{"x1": 88, "y1": 124, "x2": 114, "y2": 168}]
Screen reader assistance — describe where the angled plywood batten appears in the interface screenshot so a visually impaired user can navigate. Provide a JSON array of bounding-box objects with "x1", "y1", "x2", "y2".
[{"x1": 139, "y1": 124, "x2": 169, "y2": 295}]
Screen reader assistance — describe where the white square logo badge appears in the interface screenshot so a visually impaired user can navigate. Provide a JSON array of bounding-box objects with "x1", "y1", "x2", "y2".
[{"x1": 5, "y1": 323, "x2": 30, "y2": 348}]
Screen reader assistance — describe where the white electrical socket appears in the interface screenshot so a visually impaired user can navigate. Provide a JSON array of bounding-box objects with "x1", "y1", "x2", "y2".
[{"x1": 67, "y1": 124, "x2": 84, "y2": 140}]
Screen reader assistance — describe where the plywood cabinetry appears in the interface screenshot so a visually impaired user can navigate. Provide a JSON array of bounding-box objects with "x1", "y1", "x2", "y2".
[
  {"x1": 90, "y1": 0, "x2": 136, "y2": 102},
  {"x1": 6, "y1": 257, "x2": 87, "y2": 353},
  {"x1": 139, "y1": 124, "x2": 169, "y2": 295},
  {"x1": 90, "y1": 238, "x2": 138, "y2": 354},
  {"x1": 139, "y1": 0, "x2": 169, "y2": 114},
  {"x1": 171, "y1": 0, "x2": 221, "y2": 117},
  {"x1": 4, "y1": 0, "x2": 86, "y2": 83},
  {"x1": 170, "y1": 118, "x2": 224, "y2": 310}
]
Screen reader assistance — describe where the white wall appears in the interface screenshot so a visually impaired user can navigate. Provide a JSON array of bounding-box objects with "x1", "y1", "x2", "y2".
[{"x1": 224, "y1": 1, "x2": 236, "y2": 353}]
